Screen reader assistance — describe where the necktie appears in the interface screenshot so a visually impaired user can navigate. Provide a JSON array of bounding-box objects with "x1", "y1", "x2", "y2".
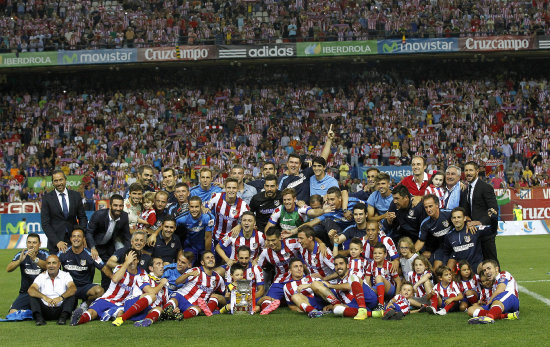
[{"x1": 60, "y1": 193, "x2": 69, "y2": 219}]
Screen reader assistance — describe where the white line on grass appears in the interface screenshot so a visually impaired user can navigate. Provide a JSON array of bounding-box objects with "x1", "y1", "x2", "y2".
[
  {"x1": 518, "y1": 280, "x2": 550, "y2": 283},
  {"x1": 518, "y1": 285, "x2": 550, "y2": 307}
]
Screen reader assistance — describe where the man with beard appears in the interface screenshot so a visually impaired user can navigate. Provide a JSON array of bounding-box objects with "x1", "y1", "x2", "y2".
[
  {"x1": 123, "y1": 183, "x2": 143, "y2": 232},
  {"x1": 86, "y1": 194, "x2": 130, "y2": 290},
  {"x1": 161, "y1": 167, "x2": 178, "y2": 204},
  {"x1": 248, "y1": 162, "x2": 277, "y2": 191},
  {"x1": 162, "y1": 251, "x2": 226, "y2": 319},
  {"x1": 249, "y1": 175, "x2": 282, "y2": 231}
]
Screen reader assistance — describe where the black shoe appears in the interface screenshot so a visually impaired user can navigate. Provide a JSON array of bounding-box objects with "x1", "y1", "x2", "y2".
[
  {"x1": 35, "y1": 316, "x2": 47, "y2": 326},
  {"x1": 57, "y1": 313, "x2": 69, "y2": 325}
]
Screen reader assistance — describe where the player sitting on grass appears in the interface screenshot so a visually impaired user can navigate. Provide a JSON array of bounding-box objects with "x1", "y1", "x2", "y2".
[
  {"x1": 112, "y1": 257, "x2": 170, "y2": 327},
  {"x1": 283, "y1": 258, "x2": 329, "y2": 318},
  {"x1": 71, "y1": 250, "x2": 145, "y2": 325},
  {"x1": 468, "y1": 259, "x2": 519, "y2": 324},
  {"x1": 382, "y1": 282, "x2": 414, "y2": 320},
  {"x1": 162, "y1": 251, "x2": 226, "y2": 320},
  {"x1": 427, "y1": 265, "x2": 463, "y2": 315}
]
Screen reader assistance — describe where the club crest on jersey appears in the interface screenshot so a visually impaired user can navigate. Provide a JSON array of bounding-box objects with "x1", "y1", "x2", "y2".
[
  {"x1": 171, "y1": 243, "x2": 175, "y2": 248},
  {"x1": 80, "y1": 259, "x2": 87, "y2": 266},
  {"x1": 274, "y1": 201, "x2": 280, "y2": 207},
  {"x1": 442, "y1": 220, "x2": 449, "y2": 227},
  {"x1": 230, "y1": 207, "x2": 237, "y2": 216},
  {"x1": 464, "y1": 235, "x2": 471, "y2": 243},
  {"x1": 140, "y1": 260, "x2": 145, "y2": 266},
  {"x1": 409, "y1": 210, "x2": 414, "y2": 217}
]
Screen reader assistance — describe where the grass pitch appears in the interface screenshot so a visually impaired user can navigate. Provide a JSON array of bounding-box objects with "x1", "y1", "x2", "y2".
[{"x1": 0, "y1": 235, "x2": 549, "y2": 347}]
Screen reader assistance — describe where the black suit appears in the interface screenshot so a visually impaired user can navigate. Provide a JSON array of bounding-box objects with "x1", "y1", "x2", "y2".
[
  {"x1": 460, "y1": 178, "x2": 499, "y2": 265},
  {"x1": 86, "y1": 208, "x2": 130, "y2": 289},
  {"x1": 41, "y1": 189, "x2": 88, "y2": 254}
]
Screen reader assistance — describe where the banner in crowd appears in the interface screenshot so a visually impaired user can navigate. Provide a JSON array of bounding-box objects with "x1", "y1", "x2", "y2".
[
  {"x1": 0, "y1": 213, "x2": 42, "y2": 235},
  {"x1": 58, "y1": 48, "x2": 138, "y2": 65},
  {"x1": 0, "y1": 52, "x2": 57, "y2": 68},
  {"x1": 27, "y1": 175, "x2": 84, "y2": 193},
  {"x1": 378, "y1": 38, "x2": 458, "y2": 54},
  {"x1": 538, "y1": 36, "x2": 550, "y2": 49},
  {"x1": 0, "y1": 233, "x2": 48, "y2": 250},
  {"x1": 0, "y1": 202, "x2": 41, "y2": 214},
  {"x1": 137, "y1": 46, "x2": 217, "y2": 62},
  {"x1": 459, "y1": 35, "x2": 537, "y2": 52},
  {"x1": 358, "y1": 166, "x2": 412, "y2": 181},
  {"x1": 497, "y1": 220, "x2": 550, "y2": 236},
  {"x1": 218, "y1": 44, "x2": 296, "y2": 59},
  {"x1": 297, "y1": 41, "x2": 378, "y2": 57}
]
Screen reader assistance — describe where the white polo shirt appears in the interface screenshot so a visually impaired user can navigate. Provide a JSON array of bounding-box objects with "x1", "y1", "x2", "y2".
[{"x1": 33, "y1": 270, "x2": 74, "y2": 307}]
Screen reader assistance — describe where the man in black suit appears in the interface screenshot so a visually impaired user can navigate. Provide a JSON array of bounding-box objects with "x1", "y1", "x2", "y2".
[
  {"x1": 41, "y1": 170, "x2": 88, "y2": 254},
  {"x1": 85, "y1": 194, "x2": 130, "y2": 289},
  {"x1": 461, "y1": 161, "x2": 499, "y2": 266}
]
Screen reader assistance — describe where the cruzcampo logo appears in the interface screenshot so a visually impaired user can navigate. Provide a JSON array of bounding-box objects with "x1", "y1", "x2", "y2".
[
  {"x1": 383, "y1": 42, "x2": 399, "y2": 53},
  {"x1": 63, "y1": 53, "x2": 78, "y2": 64}
]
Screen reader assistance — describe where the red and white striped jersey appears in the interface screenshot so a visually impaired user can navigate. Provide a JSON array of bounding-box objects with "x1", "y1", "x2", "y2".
[
  {"x1": 365, "y1": 260, "x2": 398, "y2": 286},
  {"x1": 221, "y1": 229, "x2": 265, "y2": 260},
  {"x1": 458, "y1": 274, "x2": 480, "y2": 293},
  {"x1": 225, "y1": 262, "x2": 264, "y2": 287},
  {"x1": 348, "y1": 257, "x2": 369, "y2": 279},
  {"x1": 407, "y1": 270, "x2": 433, "y2": 297},
  {"x1": 207, "y1": 193, "x2": 250, "y2": 241},
  {"x1": 361, "y1": 236, "x2": 399, "y2": 261},
  {"x1": 283, "y1": 275, "x2": 319, "y2": 304},
  {"x1": 135, "y1": 273, "x2": 170, "y2": 307},
  {"x1": 389, "y1": 294, "x2": 411, "y2": 315},
  {"x1": 494, "y1": 271, "x2": 518, "y2": 298},
  {"x1": 478, "y1": 285, "x2": 495, "y2": 303},
  {"x1": 101, "y1": 265, "x2": 145, "y2": 304},
  {"x1": 425, "y1": 185, "x2": 445, "y2": 208},
  {"x1": 299, "y1": 242, "x2": 335, "y2": 278},
  {"x1": 432, "y1": 281, "x2": 461, "y2": 299},
  {"x1": 332, "y1": 270, "x2": 356, "y2": 305},
  {"x1": 257, "y1": 239, "x2": 301, "y2": 283},
  {"x1": 176, "y1": 267, "x2": 225, "y2": 304}
]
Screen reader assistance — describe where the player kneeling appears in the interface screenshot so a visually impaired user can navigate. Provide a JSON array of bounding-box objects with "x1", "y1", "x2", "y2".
[{"x1": 112, "y1": 257, "x2": 170, "y2": 327}]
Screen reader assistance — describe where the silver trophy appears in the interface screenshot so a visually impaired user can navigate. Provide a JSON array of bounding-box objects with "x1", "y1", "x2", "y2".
[{"x1": 231, "y1": 279, "x2": 254, "y2": 315}]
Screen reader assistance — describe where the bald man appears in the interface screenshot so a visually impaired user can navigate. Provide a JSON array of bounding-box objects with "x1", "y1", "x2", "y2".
[{"x1": 27, "y1": 255, "x2": 76, "y2": 325}]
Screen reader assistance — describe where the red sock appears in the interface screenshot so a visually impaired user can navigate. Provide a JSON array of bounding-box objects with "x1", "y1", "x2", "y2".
[
  {"x1": 488, "y1": 305, "x2": 503, "y2": 320},
  {"x1": 430, "y1": 295, "x2": 439, "y2": 308},
  {"x1": 444, "y1": 301, "x2": 456, "y2": 312},
  {"x1": 466, "y1": 294, "x2": 478, "y2": 305},
  {"x1": 78, "y1": 312, "x2": 91, "y2": 325},
  {"x1": 145, "y1": 310, "x2": 160, "y2": 322},
  {"x1": 300, "y1": 303, "x2": 315, "y2": 313},
  {"x1": 183, "y1": 307, "x2": 199, "y2": 319},
  {"x1": 326, "y1": 294, "x2": 341, "y2": 305},
  {"x1": 343, "y1": 307, "x2": 358, "y2": 317},
  {"x1": 376, "y1": 283, "x2": 385, "y2": 305},
  {"x1": 260, "y1": 301, "x2": 271, "y2": 311},
  {"x1": 351, "y1": 282, "x2": 366, "y2": 308},
  {"x1": 122, "y1": 297, "x2": 150, "y2": 321},
  {"x1": 477, "y1": 309, "x2": 488, "y2": 317},
  {"x1": 207, "y1": 298, "x2": 219, "y2": 312}
]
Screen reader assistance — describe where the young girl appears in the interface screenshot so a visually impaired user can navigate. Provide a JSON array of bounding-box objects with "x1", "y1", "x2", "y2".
[
  {"x1": 427, "y1": 266, "x2": 463, "y2": 315},
  {"x1": 455, "y1": 260, "x2": 480, "y2": 312},
  {"x1": 382, "y1": 282, "x2": 414, "y2": 320},
  {"x1": 406, "y1": 256, "x2": 434, "y2": 309},
  {"x1": 365, "y1": 243, "x2": 401, "y2": 310},
  {"x1": 425, "y1": 171, "x2": 445, "y2": 208},
  {"x1": 398, "y1": 237, "x2": 418, "y2": 277},
  {"x1": 137, "y1": 191, "x2": 156, "y2": 229}
]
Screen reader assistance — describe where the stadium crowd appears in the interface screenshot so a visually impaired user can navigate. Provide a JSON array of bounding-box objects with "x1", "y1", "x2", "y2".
[
  {"x1": 1, "y1": 60, "x2": 549, "y2": 205},
  {"x1": 1, "y1": 0, "x2": 550, "y2": 52}
]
